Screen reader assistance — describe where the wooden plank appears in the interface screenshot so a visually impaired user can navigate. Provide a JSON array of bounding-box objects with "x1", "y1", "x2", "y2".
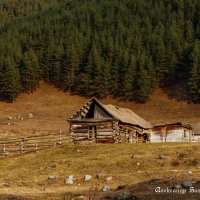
[
  {"x1": 73, "y1": 129, "x2": 88, "y2": 133},
  {"x1": 96, "y1": 135, "x2": 113, "y2": 139},
  {"x1": 96, "y1": 132, "x2": 114, "y2": 136},
  {"x1": 71, "y1": 133, "x2": 88, "y2": 137},
  {"x1": 96, "y1": 139, "x2": 114, "y2": 143},
  {"x1": 96, "y1": 129, "x2": 113, "y2": 132}
]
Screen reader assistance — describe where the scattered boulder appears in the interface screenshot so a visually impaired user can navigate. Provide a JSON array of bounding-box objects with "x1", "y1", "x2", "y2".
[
  {"x1": 182, "y1": 181, "x2": 195, "y2": 188},
  {"x1": 105, "y1": 176, "x2": 112, "y2": 182},
  {"x1": 188, "y1": 171, "x2": 193, "y2": 174},
  {"x1": 84, "y1": 175, "x2": 92, "y2": 182},
  {"x1": 7, "y1": 116, "x2": 12, "y2": 120},
  {"x1": 136, "y1": 162, "x2": 140, "y2": 166},
  {"x1": 65, "y1": 175, "x2": 74, "y2": 185},
  {"x1": 113, "y1": 192, "x2": 138, "y2": 200},
  {"x1": 28, "y1": 113, "x2": 33, "y2": 119},
  {"x1": 103, "y1": 185, "x2": 110, "y2": 192}
]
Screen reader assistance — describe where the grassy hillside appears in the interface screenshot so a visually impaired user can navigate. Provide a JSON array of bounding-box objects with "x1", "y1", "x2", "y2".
[
  {"x1": 0, "y1": 82, "x2": 200, "y2": 136},
  {"x1": 0, "y1": 143, "x2": 200, "y2": 199}
]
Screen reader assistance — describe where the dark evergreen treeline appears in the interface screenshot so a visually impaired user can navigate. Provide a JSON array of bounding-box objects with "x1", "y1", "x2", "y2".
[{"x1": 0, "y1": 0, "x2": 199, "y2": 103}]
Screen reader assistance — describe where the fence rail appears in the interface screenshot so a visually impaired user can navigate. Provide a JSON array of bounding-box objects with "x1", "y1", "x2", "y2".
[{"x1": 0, "y1": 132, "x2": 70, "y2": 157}]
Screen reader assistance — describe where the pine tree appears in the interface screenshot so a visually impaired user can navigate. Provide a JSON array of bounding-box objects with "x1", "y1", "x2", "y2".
[
  {"x1": 188, "y1": 40, "x2": 200, "y2": 103},
  {"x1": 0, "y1": 57, "x2": 21, "y2": 101}
]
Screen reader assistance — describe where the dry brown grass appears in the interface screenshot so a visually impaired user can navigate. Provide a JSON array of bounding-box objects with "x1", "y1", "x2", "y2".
[
  {"x1": 0, "y1": 143, "x2": 200, "y2": 199},
  {"x1": 0, "y1": 82, "x2": 200, "y2": 136}
]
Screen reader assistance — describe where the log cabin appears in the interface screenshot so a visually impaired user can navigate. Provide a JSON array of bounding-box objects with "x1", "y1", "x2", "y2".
[
  {"x1": 151, "y1": 122, "x2": 194, "y2": 142},
  {"x1": 68, "y1": 98, "x2": 153, "y2": 143}
]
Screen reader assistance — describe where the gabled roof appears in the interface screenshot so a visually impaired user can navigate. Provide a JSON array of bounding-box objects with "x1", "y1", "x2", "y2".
[{"x1": 69, "y1": 97, "x2": 152, "y2": 129}]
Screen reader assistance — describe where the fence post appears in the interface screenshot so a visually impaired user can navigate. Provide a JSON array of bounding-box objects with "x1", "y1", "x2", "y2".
[
  {"x1": 20, "y1": 139, "x2": 24, "y2": 154},
  {"x1": 35, "y1": 143, "x2": 38, "y2": 152},
  {"x1": 3, "y1": 143, "x2": 6, "y2": 153},
  {"x1": 59, "y1": 133, "x2": 62, "y2": 145}
]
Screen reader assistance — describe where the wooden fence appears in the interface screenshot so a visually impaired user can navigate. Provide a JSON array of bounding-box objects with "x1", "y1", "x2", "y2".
[{"x1": 0, "y1": 132, "x2": 70, "y2": 157}]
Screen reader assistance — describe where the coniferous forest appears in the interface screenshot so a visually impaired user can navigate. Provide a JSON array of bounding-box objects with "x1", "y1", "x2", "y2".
[{"x1": 0, "y1": 0, "x2": 199, "y2": 103}]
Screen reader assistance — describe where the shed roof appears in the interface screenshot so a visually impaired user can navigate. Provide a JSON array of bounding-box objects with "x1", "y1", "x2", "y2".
[
  {"x1": 153, "y1": 122, "x2": 192, "y2": 130},
  {"x1": 69, "y1": 97, "x2": 152, "y2": 129}
]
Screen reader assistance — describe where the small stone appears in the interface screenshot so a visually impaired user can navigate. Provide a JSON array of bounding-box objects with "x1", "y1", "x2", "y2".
[
  {"x1": 50, "y1": 163, "x2": 57, "y2": 168},
  {"x1": 132, "y1": 155, "x2": 140, "y2": 159},
  {"x1": 84, "y1": 175, "x2": 92, "y2": 182},
  {"x1": 96, "y1": 173, "x2": 105, "y2": 179},
  {"x1": 159, "y1": 155, "x2": 166, "y2": 159},
  {"x1": 172, "y1": 184, "x2": 182, "y2": 189},
  {"x1": 105, "y1": 176, "x2": 112, "y2": 182},
  {"x1": 21, "y1": 118, "x2": 24, "y2": 121},
  {"x1": 7, "y1": 116, "x2": 12, "y2": 120},
  {"x1": 188, "y1": 171, "x2": 192, "y2": 174},
  {"x1": 182, "y1": 181, "x2": 195, "y2": 188},
  {"x1": 102, "y1": 185, "x2": 110, "y2": 192},
  {"x1": 28, "y1": 113, "x2": 33, "y2": 119},
  {"x1": 7, "y1": 123, "x2": 11, "y2": 126},
  {"x1": 48, "y1": 176, "x2": 56, "y2": 180},
  {"x1": 137, "y1": 162, "x2": 140, "y2": 166}
]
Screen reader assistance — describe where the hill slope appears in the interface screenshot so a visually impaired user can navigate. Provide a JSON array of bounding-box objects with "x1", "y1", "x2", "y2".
[{"x1": 0, "y1": 82, "x2": 199, "y2": 136}]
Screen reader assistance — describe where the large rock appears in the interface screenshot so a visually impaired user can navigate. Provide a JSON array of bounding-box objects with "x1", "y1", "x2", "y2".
[{"x1": 84, "y1": 175, "x2": 92, "y2": 182}]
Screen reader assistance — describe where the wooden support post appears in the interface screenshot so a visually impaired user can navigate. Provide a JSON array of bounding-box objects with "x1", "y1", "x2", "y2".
[
  {"x1": 3, "y1": 143, "x2": 6, "y2": 153},
  {"x1": 35, "y1": 143, "x2": 38, "y2": 152}
]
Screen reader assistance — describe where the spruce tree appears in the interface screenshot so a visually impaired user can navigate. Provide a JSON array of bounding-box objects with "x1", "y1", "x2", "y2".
[{"x1": 188, "y1": 40, "x2": 200, "y2": 103}]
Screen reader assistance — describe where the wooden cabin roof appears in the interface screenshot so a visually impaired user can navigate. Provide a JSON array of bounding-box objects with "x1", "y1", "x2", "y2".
[{"x1": 68, "y1": 97, "x2": 153, "y2": 129}]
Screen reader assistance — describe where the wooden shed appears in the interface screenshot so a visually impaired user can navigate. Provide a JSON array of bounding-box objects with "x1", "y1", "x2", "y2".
[
  {"x1": 68, "y1": 98, "x2": 153, "y2": 144},
  {"x1": 151, "y1": 122, "x2": 194, "y2": 142}
]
